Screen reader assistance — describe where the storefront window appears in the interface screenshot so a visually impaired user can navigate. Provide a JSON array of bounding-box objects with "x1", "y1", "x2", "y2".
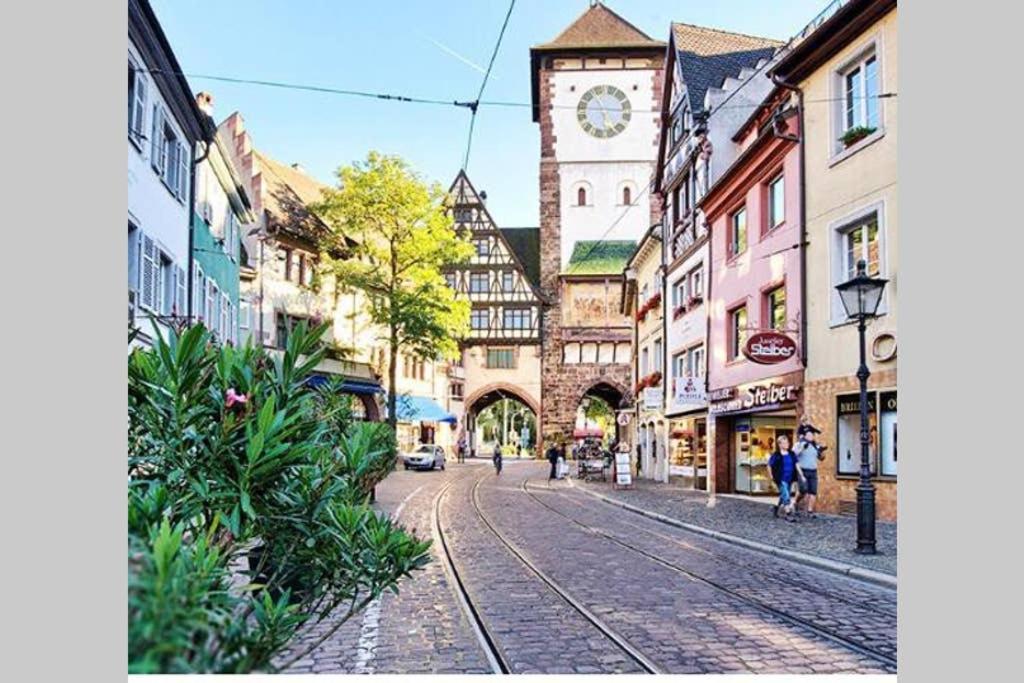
[
  {"x1": 836, "y1": 392, "x2": 879, "y2": 476},
  {"x1": 734, "y1": 416, "x2": 794, "y2": 494},
  {"x1": 668, "y1": 418, "x2": 706, "y2": 489},
  {"x1": 879, "y1": 391, "x2": 897, "y2": 477}
]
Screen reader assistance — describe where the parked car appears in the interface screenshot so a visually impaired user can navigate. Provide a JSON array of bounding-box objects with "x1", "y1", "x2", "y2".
[{"x1": 402, "y1": 444, "x2": 446, "y2": 471}]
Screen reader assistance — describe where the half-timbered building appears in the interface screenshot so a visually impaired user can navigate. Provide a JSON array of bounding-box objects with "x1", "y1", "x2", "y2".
[{"x1": 445, "y1": 171, "x2": 543, "y2": 454}]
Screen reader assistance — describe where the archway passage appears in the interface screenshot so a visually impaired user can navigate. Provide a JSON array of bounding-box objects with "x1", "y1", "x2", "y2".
[
  {"x1": 464, "y1": 385, "x2": 539, "y2": 459},
  {"x1": 574, "y1": 382, "x2": 626, "y2": 450}
]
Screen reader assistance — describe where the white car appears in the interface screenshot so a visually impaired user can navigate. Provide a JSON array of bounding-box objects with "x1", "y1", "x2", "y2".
[{"x1": 402, "y1": 444, "x2": 446, "y2": 471}]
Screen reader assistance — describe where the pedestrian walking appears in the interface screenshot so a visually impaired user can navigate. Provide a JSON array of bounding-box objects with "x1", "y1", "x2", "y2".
[
  {"x1": 493, "y1": 444, "x2": 503, "y2": 476},
  {"x1": 768, "y1": 434, "x2": 801, "y2": 522},
  {"x1": 794, "y1": 425, "x2": 825, "y2": 517},
  {"x1": 457, "y1": 436, "x2": 467, "y2": 464},
  {"x1": 546, "y1": 442, "x2": 560, "y2": 480}
]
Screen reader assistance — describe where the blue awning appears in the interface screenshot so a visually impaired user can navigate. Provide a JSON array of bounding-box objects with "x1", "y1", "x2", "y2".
[{"x1": 392, "y1": 395, "x2": 458, "y2": 424}]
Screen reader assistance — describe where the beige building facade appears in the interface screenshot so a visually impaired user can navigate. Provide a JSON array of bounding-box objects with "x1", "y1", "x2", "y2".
[{"x1": 771, "y1": 0, "x2": 898, "y2": 519}]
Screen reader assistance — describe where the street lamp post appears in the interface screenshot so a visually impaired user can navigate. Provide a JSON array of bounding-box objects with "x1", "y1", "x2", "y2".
[{"x1": 835, "y1": 259, "x2": 888, "y2": 555}]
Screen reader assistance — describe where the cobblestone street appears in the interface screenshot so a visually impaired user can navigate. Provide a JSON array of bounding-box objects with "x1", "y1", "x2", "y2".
[{"x1": 277, "y1": 460, "x2": 896, "y2": 674}]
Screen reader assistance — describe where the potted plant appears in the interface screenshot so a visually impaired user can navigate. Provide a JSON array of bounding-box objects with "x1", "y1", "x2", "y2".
[
  {"x1": 673, "y1": 303, "x2": 687, "y2": 320},
  {"x1": 839, "y1": 125, "x2": 876, "y2": 148},
  {"x1": 649, "y1": 371, "x2": 663, "y2": 387}
]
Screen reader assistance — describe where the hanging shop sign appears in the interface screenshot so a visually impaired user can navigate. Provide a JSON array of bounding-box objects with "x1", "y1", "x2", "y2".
[
  {"x1": 743, "y1": 331, "x2": 798, "y2": 365},
  {"x1": 616, "y1": 411, "x2": 632, "y2": 426},
  {"x1": 643, "y1": 387, "x2": 663, "y2": 409},
  {"x1": 709, "y1": 381, "x2": 801, "y2": 415},
  {"x1": 673, "y1": 375, "x2": 707, "y2": 409}
]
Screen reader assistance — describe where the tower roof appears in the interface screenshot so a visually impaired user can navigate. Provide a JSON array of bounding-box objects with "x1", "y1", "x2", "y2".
[
  {"x1": 565, "y1": 240, "x2": 637, "y2": 276},
  {"x1": 533, "y1": 2, "x2": 664, "y2": 51}
]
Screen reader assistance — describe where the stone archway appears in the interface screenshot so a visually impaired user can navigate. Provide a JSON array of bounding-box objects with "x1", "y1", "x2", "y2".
[
  {"x1": 464, "y1": 383, "x2": 540, "y2": 458},
  {"x1": 572, "y1": 380, "x2": 628, "y2": 446}
]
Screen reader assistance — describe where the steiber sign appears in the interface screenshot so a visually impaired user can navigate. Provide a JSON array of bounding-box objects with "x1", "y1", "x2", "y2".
[
  {"x1": 709, "y1": 381, "x2": 800, "y2": 415},
  {"x1": 743, "y1": 331, "x2": 797, "y2": 365}
]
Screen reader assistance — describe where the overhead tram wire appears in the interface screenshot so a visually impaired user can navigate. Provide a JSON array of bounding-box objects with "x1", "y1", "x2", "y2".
[
  {"x1": 142, "y1": 68, "x2": 894, "y2": 115},
  {"x1": 462, "y1": 0, "x2": 517, "y2": 171}
]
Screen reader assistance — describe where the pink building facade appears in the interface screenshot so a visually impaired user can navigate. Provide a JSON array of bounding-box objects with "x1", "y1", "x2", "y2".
[{"x1": 702, "y1": 92, "x2": 804, "y2": 497}]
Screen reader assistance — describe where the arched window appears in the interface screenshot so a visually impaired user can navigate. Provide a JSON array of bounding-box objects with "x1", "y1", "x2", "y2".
[
  {"x1": 577, "y1": 187, "x2": 587, "y2": 206},
  {"x1": 623, "y1": 186, "x2": 632, "y2": 205}
]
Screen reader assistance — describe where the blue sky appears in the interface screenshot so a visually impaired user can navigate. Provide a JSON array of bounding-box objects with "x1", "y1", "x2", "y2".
[{"x1": 152, "y1": 0, "x2": 829, "y2": 227}]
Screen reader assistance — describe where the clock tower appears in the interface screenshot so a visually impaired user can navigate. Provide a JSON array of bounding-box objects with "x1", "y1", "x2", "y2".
[{"x1": 530, "y1": 2, "x2": 665, "y2": 449}]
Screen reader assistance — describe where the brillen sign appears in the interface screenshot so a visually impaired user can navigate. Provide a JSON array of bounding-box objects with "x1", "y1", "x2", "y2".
[{"x1": 743, "y1": 331, "x2": 797, "y2": 365}]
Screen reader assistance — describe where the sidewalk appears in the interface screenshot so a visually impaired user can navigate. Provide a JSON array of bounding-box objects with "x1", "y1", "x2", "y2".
[{"x1": 572, "y1": 477, "x2": 897, "y2": 579}]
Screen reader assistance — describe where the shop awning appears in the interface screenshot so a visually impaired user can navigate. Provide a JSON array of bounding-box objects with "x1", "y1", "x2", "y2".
[
  {"x1": 393, "y1": 395, "x2": 458, "y2": 424},
  {"x1": 305, "y1": 374, "x2": 383, "y2": 395}
]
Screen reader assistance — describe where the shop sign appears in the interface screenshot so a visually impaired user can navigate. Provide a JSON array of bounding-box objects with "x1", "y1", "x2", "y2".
[
  {"x1": 709, "y1": 381, "x2": 800, "y2": 415},
  {"x1": 673, "y1": 375, "x2": 707, "y2": 408},
  {"x1": 643, "y1": 387, "x2": 663, "y2": 409},
  {"x1": 837, "y1": 392, "x2": 877, "y2": 416},
  {"x1": 708, "y1": 387, "x2": 735, "y2": 401},
  {"x1": 614, "y1": 451, "x2": 633, "y2": 488},
  {"x1": 743, "y1": 331, "x2": 797, "y2": 365}
]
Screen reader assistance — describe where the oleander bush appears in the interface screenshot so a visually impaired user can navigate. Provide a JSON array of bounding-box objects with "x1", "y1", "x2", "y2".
[{"x1": 128, "y1": 322, "x2": 430, "y2": 674}]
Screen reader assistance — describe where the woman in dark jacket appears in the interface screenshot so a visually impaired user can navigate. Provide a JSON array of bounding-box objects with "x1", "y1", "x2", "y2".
[{"x1": 768, "y1": 434, "x2": 801, "y2": 522}]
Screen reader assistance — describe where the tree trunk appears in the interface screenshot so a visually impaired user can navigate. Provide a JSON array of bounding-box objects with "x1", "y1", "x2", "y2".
[{"x1": 387, "y1": 326, "x2": 398, "y2": 434}]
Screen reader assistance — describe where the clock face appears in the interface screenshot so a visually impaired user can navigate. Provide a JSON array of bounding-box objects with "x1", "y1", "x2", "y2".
[{"x1": 577, "y1": 85, "x2": 632, "y2": 138}]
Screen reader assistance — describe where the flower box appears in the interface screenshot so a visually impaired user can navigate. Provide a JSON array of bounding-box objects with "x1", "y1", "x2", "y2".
[
  {"x1": 672, "y1": 304, "x2": 687, "y2": 320},
  {"x1": 839, "y1": 125, "x2": 876, "y2": 148}
]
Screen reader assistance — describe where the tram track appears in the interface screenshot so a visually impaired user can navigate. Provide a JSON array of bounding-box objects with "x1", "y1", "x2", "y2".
[
  {"x1": 520, "y1": 477, "x2": 897, "y2": 671},
  {"x1": 432, "y1": 468, "x2": 661, "y2": 674}
]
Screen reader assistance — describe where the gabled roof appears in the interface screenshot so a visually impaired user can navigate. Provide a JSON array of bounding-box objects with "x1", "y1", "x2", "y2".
[
  {"x1": 500, "y1": 228, "x2": 540, "y2": 289},
  {"x1": 254, "y1": 150, "x2": 333, "y2": 245},
  {"x1": 565, "y1": 240, "x2": 637, "y2": 276},
  {"x1": 533, "y1": 2, "x2": 664, "y2": 51},
  {"x1": 447, "y1": 171, "x2": 543, "y2": 297},
  {"x1": 671, "y1": 22, "x2": 782, "y2": 112}
]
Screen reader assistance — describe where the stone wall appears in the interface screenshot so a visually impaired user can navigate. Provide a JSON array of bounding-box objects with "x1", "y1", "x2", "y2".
[{"x1": 804, "y1": 368, "x2": 898, "y2": 521}]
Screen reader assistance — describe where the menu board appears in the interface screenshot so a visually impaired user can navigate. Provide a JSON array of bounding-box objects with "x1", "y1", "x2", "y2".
[{"x1": 614, "y1": 452, "x2": 632, "y2": 487}]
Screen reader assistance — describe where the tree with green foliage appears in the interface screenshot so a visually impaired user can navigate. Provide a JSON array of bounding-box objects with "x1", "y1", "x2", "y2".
[
  {"x1": 128, "y1": 322, "x2": 431, "y2": 673},
  {"x1": 315, "y1": 152, "x2": 473, "y2": 432}
]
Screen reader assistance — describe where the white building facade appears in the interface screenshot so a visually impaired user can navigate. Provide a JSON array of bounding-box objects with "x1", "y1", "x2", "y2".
[{"x1": 128, "y1": 0, "x2": 206, "y2": 345}]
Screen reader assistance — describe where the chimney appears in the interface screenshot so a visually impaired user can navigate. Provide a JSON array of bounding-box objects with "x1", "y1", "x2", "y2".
[
  {"x1": 291, "y1": 163, "x2": 306, "y2": 174},
  {"x1": 195, "y1": 91, "x2": 215, "y2": 116},
  {"x1": 479, "y1": 190, "x2": 488, "y2": 204}
]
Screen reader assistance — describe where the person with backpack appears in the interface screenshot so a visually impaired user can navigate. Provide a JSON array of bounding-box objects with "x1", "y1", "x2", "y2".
[
  {"x1": 769, "y1": 434, "x2": 801, "y2": 522},
  {"x1": 546, "y1": 442, "x2": 560, "y2": 480},
  {"x1": 794, "y1": 423, "x2": 825, "y2": 517}
]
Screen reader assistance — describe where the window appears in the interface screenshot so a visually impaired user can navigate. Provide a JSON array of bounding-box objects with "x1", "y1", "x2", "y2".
[
  {"x1": 275, "y1": 313, "x2": 289, "y2": 350},
  {"x1": 503, "y1": 308, "x2": 530, "y2": 330},
  {"x1": 671, "y1": 277, "x2": 686, "y2": 308},
  {"x1": 128, "y1": 223, "x2": 141, "y2": 293},
  {"x1": 282, "y1": 248, "x2": 293, "y2": 280},
  {"x1": 303, "y1": 256, "x2": 315, "y2": 287},
  {"x1": 729, "y1": 305, "x2": 748, "y2": 360},
  {"x1": 239, "y1": 298, "x2": 252, "y2": 335},
  {"x1": 221, "y1": 294, "x2": 230, "y2": 341},
  {"x1": 843, "y1": 53, "x2": 879, "y2": 132},
  {"x1": 128, "y1": 59, "x2": 147, "y2": 143},
  {"x1": 729, "y1": 207, "x2": 747, "y2": 257},
  {"x1": 444, "y1": 272, "x2": 456, "y2": 289},
  {"x1": 450, "y1": 382, "x2": 465, "y2": 400},
  {"x1": 641, "y1": 347, "x2": 649, "y2": 376},
  {"x1": 298, "y1": 254, "x2": 306, "y2": 287},
  {"x1": 640, "y1": 284, "x2": 649, "y2": 305},
  {"x1": 470, "y1": 309, "x2": 489, "y2": 330},
  {"x1": 765, "y1": 285, "x2": 787, "y2": 330},
  {"x1": 836, "y1": 392, "x2": 890, "y2": 477},
  {"x1": 622, "y1": 186, "x2": 632, "y2": 205},
  {"x1": 672, "y1": 352, "x2": 686, "y2": 380},
  {"x1": 672, "y1": 185, "x2": 682, "y2": 223},
  {"x1": 192, "y1": 263, "x2": 204, "y2": 322},
  {"x1": 844, "y1": 214, "x2": 881, "y2": 279},
  {"x1": 768, "y1": 175, "x2": 785, "y2": 230},
  {"x1": 653, "y1": 338, "x2": 662, "y2": 372},
  {"x1": 454, "y1": 208, "x2": 472, "y2": 224},
  {"x1": 501, "y1": 271, "x2": 514, "y2": 292},
  {"x1": 577, "y1": 187, "x2": 587, "y2": 206},
  {"x1": 155, "y1": 115, "x2": 188, "y2": 203},
  {"x1": 469, "y1": 273, "x2": 489, "y2": 293},
  {"x1": 486, "y1": 348, "x2": 515, "y2": 369},
  {"x1": 688, "y1": 345, "x2": 705, "y2": 378},
  {"x1": 206, "y1": 280, "x2": 219, "y2": 333},
  {"x1": 689, "y1": 264, "x2": 703, "y2": 299},
  {"x1": 474, "y1": 238, "x2": 490, "y2": 257}
]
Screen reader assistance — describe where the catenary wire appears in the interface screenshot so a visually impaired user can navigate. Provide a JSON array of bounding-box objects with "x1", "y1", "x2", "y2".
[{"x1": 463, "y1": 0, "x2": 517, "y2": 171}]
